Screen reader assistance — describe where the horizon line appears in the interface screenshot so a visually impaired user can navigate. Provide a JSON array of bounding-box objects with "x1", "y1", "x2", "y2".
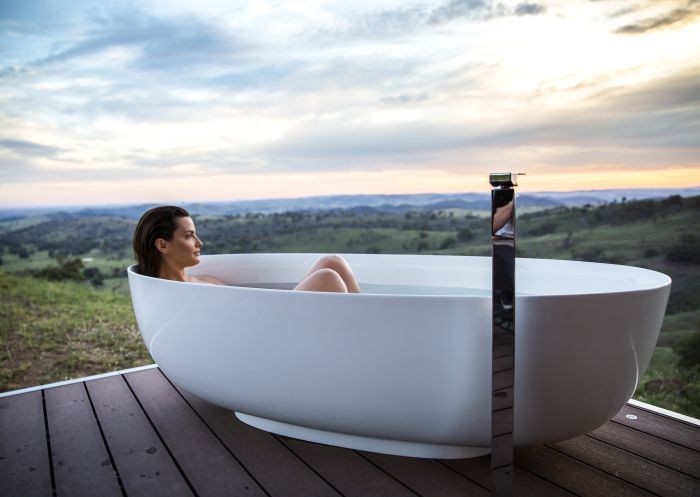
[{"x1": 1, "y1": 185, "x2": 699, "y2": 211}]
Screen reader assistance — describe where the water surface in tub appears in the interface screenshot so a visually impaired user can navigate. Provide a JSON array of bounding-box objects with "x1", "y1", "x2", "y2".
[{"x1": 234, "y1": 282, "x2": 493, "y2": 296}]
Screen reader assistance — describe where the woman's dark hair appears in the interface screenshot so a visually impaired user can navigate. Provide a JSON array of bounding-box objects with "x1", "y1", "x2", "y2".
[{"x1": 133, "y1": 206, "x2": 191, "y2": 277}]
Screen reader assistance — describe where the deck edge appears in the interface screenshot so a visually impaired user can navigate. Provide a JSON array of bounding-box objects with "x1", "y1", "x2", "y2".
[
  {"x1": 2, "y1": 367, "x2": 699, "y2": 428},
  {"x1": 0, "y1": 363, "x2": 158, "y2": 398},
  {"x1": 628, "y1": 398, "x2": 700, "y2": 427}
]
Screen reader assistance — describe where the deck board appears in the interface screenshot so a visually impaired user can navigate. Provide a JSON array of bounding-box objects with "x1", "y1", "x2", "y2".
[
  {"x1": 516, "y1": 445, "x2": 658, "y2": 497},
  {"x1": 546, "y1": 434, "x2": 699, "y2": 497},
  {"x1": 2, "y1": 365, "x2": 699, "y2": 497},
  {"x1": 44, "y1": 382, "x2": 123, "y2": 497},
  {"x1": 441, "y1": 455, "x2": 579, "y2": 497},
  {"x1": 281, "y1": 436, "x2": 419, "y2": 497},
  {"x1": 613, "y1": 405, "x2": 700, "y2": 452},
  {"x1": 125, "y1": 368, "x2": 267, "y2": 497},
  {"x1": 172, "y1": 376, "x2": 344, "y2": 497},
  {"x1": 587, "y1": 419, "x2": 700, "y2": 479},
  {"x1": 360, "y1": 450, "x2": 490, "y2": 497},
  {"x1": 0, "y1": 391, "x2": 52, "y2": 497},
  {"x1": 86, "y1": 374, "x2": 195, "y2": 497}
]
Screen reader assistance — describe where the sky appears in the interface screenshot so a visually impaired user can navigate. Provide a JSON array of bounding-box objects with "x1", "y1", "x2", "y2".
[{"x1": 0, "y1": 0, "x2": 699, "y2": 207}]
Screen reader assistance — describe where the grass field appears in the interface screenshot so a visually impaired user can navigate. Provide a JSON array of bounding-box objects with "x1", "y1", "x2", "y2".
[{"x1": 0, "y1": 271, "x2": 151, "y2": 391}]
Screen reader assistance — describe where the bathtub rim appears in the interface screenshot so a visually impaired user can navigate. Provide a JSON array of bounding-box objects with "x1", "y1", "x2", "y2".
[{"x1": 126, "y1": 253, "x2": 671, "y2": 299}]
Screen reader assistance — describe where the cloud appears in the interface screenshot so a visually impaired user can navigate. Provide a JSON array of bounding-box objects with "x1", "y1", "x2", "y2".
[
  {"x1": 615, "y1": 0, "x2": 700, "y2": 34},
  {"x1": 379, "y1": 92, "x2": 431, "y2": 104},
  {"x1": 513, "y1": 3, "x2": 546, "y2": 16},
  {"x1": 427, "y1": 0, "x2": 546, "y2": 24},
  {"x1": 260, "y1": 66, "x2": 700, "y2": 170},
  {"x1": 0, "y1": 138, "x2": 64, "y2": 157},
  {"x1": 324, "y1": 0, "x2": 546, "y2": 39},
  {"x1": 1, "y1": 8, "x2": 250, "y2": 78}
]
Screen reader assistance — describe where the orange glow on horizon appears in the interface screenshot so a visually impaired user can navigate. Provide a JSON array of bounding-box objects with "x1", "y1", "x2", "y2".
[{"x1": 1, "y1": 167, "x2": 698, "y2": 208}]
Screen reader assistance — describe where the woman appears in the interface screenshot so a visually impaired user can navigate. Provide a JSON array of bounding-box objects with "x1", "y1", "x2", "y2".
[{"x1": 132, "y1": 206, "x2": 361, "y2": 293}]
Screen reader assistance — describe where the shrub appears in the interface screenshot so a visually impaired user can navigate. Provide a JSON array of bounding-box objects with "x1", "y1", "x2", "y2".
[
  {"x1": 83, "y1": 267, "x2": 104, "y2": 287},
  {"x1": 527, "y1": 222, "x2": 558, "y2": 236},
  {"x1": 457, "y1": 228, "x2": 474, "y2": 242},
  {"x1": 34, "y1": 257, "x2": 85, "y2": 282},
  {"x1": 644, "y1": 247, "x2": 659, "y2": 258},
  {"x1": 440, "y1": 237, "x2": 457, "y2": 250},
  {"x1": 675, "y1": 331, "x2": 700, "y2": 371},
  {"x1": 666, "y1": 234, "x2": 700, "y2": 264}
]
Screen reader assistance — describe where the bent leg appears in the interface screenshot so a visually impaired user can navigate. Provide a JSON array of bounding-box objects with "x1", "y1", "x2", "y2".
[
  {"x1": 294, "y1": 268, "x2": 348, "y2": 293},
  {"x1": 301, "y1": 255, "x2": 361, "y2": 293}
]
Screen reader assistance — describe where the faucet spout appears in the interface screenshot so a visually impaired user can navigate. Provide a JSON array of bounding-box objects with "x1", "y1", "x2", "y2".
[{"x1": 490, "y1": 172, "x2": 520, "y2": 497}]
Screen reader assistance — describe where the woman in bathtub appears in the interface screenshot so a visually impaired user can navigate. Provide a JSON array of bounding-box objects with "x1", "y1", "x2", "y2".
[{"x1": 132, "y1": 205, "x2": 362, "y2": 293}]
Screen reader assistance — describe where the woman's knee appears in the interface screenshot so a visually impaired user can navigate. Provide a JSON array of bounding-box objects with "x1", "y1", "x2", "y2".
[
  {"x1": 297, "y1": 268, "x2": 348, "y2": 292},
  {"x1": 315, "y1": 268, "x2": 348, "y2": 290},
  {"x1": 316, "y1": 254, "x2": 349, "y2": 272}
]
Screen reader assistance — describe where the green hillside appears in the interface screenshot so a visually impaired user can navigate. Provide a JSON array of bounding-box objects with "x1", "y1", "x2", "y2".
[{"x1": 0, "y1": 195, "x2": 698, "y2": 416}]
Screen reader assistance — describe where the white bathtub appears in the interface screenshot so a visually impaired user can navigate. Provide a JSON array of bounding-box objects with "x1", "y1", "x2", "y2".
[{"x1": 127, "y1": 253, "x2": 671, "y2": 458}]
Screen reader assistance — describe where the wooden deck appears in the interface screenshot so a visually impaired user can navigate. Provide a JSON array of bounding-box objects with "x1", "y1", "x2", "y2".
[{"x1": 1, "y1": 365, "x2": 698, "y2": 497}]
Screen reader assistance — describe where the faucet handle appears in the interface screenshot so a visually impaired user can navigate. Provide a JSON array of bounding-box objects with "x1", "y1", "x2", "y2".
[{"x1": 489, "y1": 172, "x2": 526, "y2": 188}]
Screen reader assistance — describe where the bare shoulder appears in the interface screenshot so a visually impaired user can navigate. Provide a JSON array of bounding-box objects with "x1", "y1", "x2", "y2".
[{"x1": 189, "y1": 275, "x2": 226, "y2": 285}]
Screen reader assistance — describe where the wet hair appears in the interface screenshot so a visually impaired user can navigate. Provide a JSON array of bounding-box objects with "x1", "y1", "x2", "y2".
[{"x1": 133, "y1": 206, "x2": 191, "y2": 277}]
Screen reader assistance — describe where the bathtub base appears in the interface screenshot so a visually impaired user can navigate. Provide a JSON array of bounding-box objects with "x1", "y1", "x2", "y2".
[{"x1": 235, "y1": 412, "x2": 492, "y2": 459}]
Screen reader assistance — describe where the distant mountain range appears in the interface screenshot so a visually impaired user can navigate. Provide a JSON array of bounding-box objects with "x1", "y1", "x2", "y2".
[{"x1": 1, "y1": 187, "x2": 699, "y2": 220}]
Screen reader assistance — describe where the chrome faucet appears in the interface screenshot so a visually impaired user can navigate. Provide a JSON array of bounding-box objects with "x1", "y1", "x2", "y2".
[{"x1": 490, "y1": 172, "x2": 522, "y2": 497}]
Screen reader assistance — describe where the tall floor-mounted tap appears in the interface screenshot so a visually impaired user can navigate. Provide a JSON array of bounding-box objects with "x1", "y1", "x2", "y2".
[{"x1": 490, "y1": 172, "x2": 522, "y2": 497}]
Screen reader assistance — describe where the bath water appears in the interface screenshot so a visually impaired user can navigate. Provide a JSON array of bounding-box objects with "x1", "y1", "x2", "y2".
[
  {"x1": 235, "y1": 282, "x2": 491, "y2": 296},
  {"x1": 359, "y1": 283, "x2": 490, "y2": 296}
]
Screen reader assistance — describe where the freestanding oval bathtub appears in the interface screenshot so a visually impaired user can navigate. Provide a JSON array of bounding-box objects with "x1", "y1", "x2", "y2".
[{"x1": 127, "y1": 253, "x2": 671, "y2": 459}]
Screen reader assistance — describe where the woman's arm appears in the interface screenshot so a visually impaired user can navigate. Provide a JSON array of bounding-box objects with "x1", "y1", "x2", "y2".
[{"x1": 493, "y1": 201, "x2": 514, "y2": 232}]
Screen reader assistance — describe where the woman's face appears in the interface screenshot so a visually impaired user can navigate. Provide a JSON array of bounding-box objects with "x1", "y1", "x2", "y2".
[{"x1": 156, "y1": 216, "x2": 203, "y2": 268}]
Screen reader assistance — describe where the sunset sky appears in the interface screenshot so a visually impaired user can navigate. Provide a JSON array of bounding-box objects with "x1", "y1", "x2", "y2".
[{"x1": 1, "y1": 0, "x2": 699, "y2": 207}]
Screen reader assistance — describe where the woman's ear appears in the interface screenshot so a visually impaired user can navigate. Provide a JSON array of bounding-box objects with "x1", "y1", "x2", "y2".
[{"x1": 155, "y1": 238, "x2": 168, "y2": 254}]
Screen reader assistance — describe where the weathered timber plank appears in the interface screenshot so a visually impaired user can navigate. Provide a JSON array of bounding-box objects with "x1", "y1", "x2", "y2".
[
  {"x1": 0, "y1": 391, "x2": 52, "y2": 497},
  {"x1": 281, "y1": 436, "x2": 418, "y2": 497},
  {"x1": 614, "y1": 405, "x2": 700, "y2": 452},
  {"x1": 440, "y1": 453, "x2": 578, "y2": 497},
  {"x1": 44, "y1": 382, "x2": 122, "y2": 497},
  {"x1": 85, "y1": 375, "x2": 194, "y2": 497},
  {"x1": 170, "y1": 375, "x2": 343, "y2": 497},
  {"x1": 516, "y1": 445, "x2": 656, "y2": 497},
  {"x1": 125, "y1": 367, "x2": 266, "y2": 497},
  {"x1": 588, "y1": 420, "x2": 700, "y2": 479},
  {"x1": 547, "y1": 434, "x2": 699, "y2": 497},
  {"x1": 358, "y1": 450, "x2": 489, "y2": 497}
]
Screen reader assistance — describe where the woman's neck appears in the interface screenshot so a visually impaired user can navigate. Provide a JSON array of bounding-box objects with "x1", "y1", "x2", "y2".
[{"x1": 158, "y1": 263, "x2": 187, "y2": 282}]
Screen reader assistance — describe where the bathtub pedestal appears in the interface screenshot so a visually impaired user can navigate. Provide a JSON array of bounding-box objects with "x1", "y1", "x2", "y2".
[{"x1": 235, "y1": 412, "x2": 492, "y2": 459}]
